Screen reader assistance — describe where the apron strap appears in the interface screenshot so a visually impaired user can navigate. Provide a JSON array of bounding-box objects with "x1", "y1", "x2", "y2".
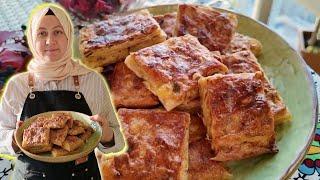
[
  {"x1": 28, "y1": 73, "x2": 36, "y2": 99},
  {"x1": 73, "y1": 76, "x2": 82, "y2": 99}
]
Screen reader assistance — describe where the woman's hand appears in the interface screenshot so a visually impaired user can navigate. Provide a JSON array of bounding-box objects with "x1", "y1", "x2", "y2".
[
  {"x1": 16, "y1": 120, "x2": 23, "y2": 129},
  {"x1": 12, "y1": 120, "x2": 24, "y2": 151},
  {"x1": 90, "y1": 114, "x2": 114, "y2": 144}
]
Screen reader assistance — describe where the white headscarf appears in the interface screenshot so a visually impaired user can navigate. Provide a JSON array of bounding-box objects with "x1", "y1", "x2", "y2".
[{"x1": 26, "y1": 3, "x2": 92, "y2": 81}]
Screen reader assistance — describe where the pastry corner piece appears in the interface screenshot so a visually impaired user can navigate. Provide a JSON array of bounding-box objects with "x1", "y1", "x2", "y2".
[
  {"x1": 153, "y1": 12, "x2": 177, "y2": 38},
  {"x1": 109, "y1": 62, "x2": 159, "y2": 108},
  {"x1": 223, "y1": 33, "x2": 263, "y2": 57},
  {"x1": 22, "y1": 127, "x2": 52, "y2": 153},
  {"x1": 199, "y1": 72, "x2": 277, "y2": 161},
  {"x1": 221, "y1": 50, "x2": 292, "y2": 124},
  {"x1": 125, "y1": 34, "x2": 228, "y2": 111},
  {"x1": 175, "y1": 4, "x2": 237, "y2": 51},
  {"x1": 99, "y1": 108, "x2": 190, "y2": 180},
  {"x1": 79, "y1": 9, "x2": 167, "y2": 68},
  {"x1": 189, "y1": 139, "x2": 232, "y2": 180}
]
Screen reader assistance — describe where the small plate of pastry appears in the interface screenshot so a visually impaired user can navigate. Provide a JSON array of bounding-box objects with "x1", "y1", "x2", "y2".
[{"x1": 14, "y1": 111, "x2": 102, "y2": 163}]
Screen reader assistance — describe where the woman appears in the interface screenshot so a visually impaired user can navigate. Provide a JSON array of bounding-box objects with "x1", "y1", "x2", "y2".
[{"x1": 0, "y1": 3, "x2": 125, "y2": 180}]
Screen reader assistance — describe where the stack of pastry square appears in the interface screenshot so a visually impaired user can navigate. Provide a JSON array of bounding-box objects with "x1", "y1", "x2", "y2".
[
  {"x1": 79, "y1": 10, "x2": 167, "y2": 68},
  {"x1": 96, "y1": 3, "x2": 292, "y2": 179},
  {"x1": 22, "y1": 112, "x2": 94, "y2": 157}
]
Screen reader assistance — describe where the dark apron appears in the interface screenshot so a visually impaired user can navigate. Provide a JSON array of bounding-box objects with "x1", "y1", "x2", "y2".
[{"x1": 11, "y1": 73, "x2": 101, "y2": 180}]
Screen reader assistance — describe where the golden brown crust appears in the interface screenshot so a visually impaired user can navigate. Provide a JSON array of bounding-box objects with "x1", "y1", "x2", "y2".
[
  {"x1": 175, "y1": 4, "x2": 237, "y2": 51},
  {"x1": 45, "y1": 113, "x2": 70, "y2": 129},
  {"x1": 189, "y1": 114, "x2": 207, "y2": 144},
  {"x1": 79, "y1": 130, "x2": 92, "y2": 142},
  {"x1": 125, "y1": 34, "x2": 228, "y2": 111},
  {"x1": 100, "y1": 108, "x2": 190, "y2": 180},
  {"x1": 189, "y1": 139, "x2": 232, "y2": 180},
  {"x1": 50, "y1": 125, "x2": 69, "y2": 146},
  {"x1": 175, "y1": 98, "x2": 201, "y2": 114},
  {"x1": 22, "y1": 127, "x2": 51, "y2": 153},
  {"x1": 68, "y1": 125, "x2": 85, "y2": 136},
  {"x1": 221, "y1": 50, "x2": 291, "y2": 124},
  {"x1": 29, "y1": 117, "x2": 49, "y2": 128},
  {"x1": 154, "y1": 12, "x2": 177, "y2": 38},
  {"x1": 79, "y1": 10, "x2": 166, "y2": 67},
  {"x1": 66, "y1": 118, "x2": 74, "y2": 129},
  {"x1": 199, "y1": 72, "x2": 277, "y2": 161},
  {"x1": 223, "y1": 33, "x2": 263, "y2": 57},
  {"x1": 62, "y1": 136, "x2": 84, "y2": 152},
  {"x1": 110, "y1": 62, "x2": 159, "y2": 108},
  {"x1": 51, "y1": 146, "x2": 70, "y2": 157}
]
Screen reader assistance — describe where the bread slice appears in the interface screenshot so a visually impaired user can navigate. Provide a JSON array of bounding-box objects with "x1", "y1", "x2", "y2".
[
  {"x1": 99, "y1": 108, "x2": 190, "y2": 180},
  {"x1": 125, "y1": 34, "x2": 228, "y2": 111}
]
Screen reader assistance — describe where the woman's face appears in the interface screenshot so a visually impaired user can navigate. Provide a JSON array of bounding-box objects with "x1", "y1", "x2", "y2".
[{"x1": 35, "y1": 15, "x2": 68, "y2": 62}]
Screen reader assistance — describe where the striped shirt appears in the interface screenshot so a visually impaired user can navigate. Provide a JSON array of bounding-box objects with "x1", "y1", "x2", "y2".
[{"x1": 0, "y1": 71, "x2": 125, "y2": 155}]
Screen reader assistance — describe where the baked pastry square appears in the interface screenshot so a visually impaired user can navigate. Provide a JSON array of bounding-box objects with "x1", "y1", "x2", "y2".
[
  {"x1": 125, "y1": 34, "x2": 228, "y2": 111},
  {"x1": 221, "y1": 50, "x2": 291, "y2": 124},
  {"x1": 62, "y1": 136, "x2": 84, "y2": 152},
  {"x1": 79, "y1": 9, "x2": 167, "y2": 68},
  {"x1": 29, "y1": 116, "x2": 49, "y2": 128},
  {"x1": 110, "y1": 62, "x2": 159, "y2": 108},
  {"x1": 68, "y1": 125, "x2": 85, "y2": 135},
  {"x1": 199, "y1": 72, "x2": 277, "y2": 161},
  {"x1": 50, "y1": 125, "x2": 69, "y2": 146},
  {"x1": 175, "y1": 4, "x2": 237, "y2": 51},
  {"x1": 189, "y1": 139, "x2": 232, "y2": 180},
  {"x1": 153, "y1": 12, "x2": 177, "y2": 38},
  {"x1": 46, "y1": 112, "x2": 70, "y2": 129},
  {"x1": 22, "y1": 127, "x2": 52, "y2": 154},
  {"x1": 99, "y1": 108, "x2": 190, "y2": 180},
  {"x1": 51, "y1": 146, "x2": 70, "y2": 157},
  {"x1": 223, "y1": 33, "x2": 263, "y2": 57}
]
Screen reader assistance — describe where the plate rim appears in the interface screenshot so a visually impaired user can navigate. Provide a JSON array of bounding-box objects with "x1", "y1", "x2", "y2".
[
  {"x1": 14, "y1": 110, "x2": 102, "y2": 163},
  {"x1": 130, "y1": 3, "x2": 318, "y2": 179}
]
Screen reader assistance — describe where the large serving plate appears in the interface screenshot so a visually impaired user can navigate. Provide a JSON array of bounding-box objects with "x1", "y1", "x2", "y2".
[
  {"x1": 14, "y1": 111, "x2": 102, "y2": 163},
  {"x1": 74, "y1": 4, "x2": 318, "y2": 180}
]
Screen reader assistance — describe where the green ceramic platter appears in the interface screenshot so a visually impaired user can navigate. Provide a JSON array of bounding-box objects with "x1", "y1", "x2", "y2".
[
  {"x1": 73, "y1": 4, "x2": 317, "y2": 180},
  {"x1": 14, "y1": 111, "x2": 102, "y2": 163}
]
